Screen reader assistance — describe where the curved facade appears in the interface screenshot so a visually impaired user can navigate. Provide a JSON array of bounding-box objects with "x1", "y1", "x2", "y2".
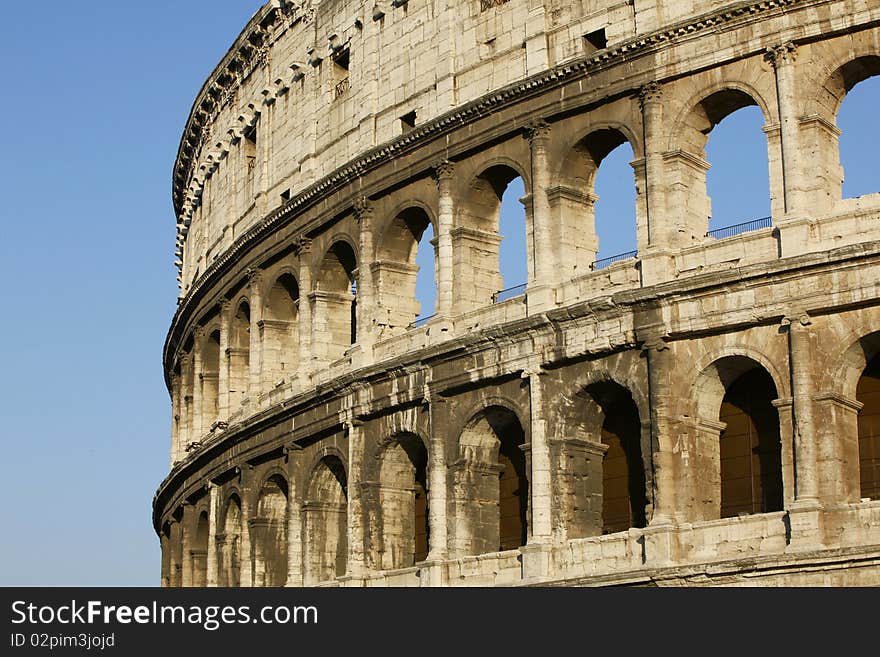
[{"x1": 155, "y1": 0, "x2": 880, "y2": 586}]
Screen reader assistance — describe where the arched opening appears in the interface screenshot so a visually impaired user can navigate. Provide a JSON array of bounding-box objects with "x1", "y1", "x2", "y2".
[
  {"x1": 454, "y1": 406, "x2": 528, "y2": 556},
  {"x1": 252, "y1": 474, "x2": 288, "y2": 587},
  {"x1": 498, "y1": 176, "x2": 527, "y2": 295},
  {"x1": 717, "y1": 365, "x2": 783, "y2": 518},
  {"x1": 316, "y1": 241, "x2": 357, "y2": 362},
  {"x1": 376, "y1": 208, "x2": 436, "y2": 333},
  {"x1": 303, "y1": 456, "x2": 348, "y2": 584},
  {"x1": 581, "y1": 381, "x2": 647, "y2": 534},
  {"x1": 219, "y1": 494, "x2": 242, "y2": 587},
  {"x1": 168, "y1": 520, "x2": 183, "y2": 587},
  {"x1": 192, "y1": 510, "x2": 209, "y2": 587},
  {"x1": 593, "y1": 138, "x2": 637, "y2": 264},
  {"x1": 705, "y1": 105, "x2": 771, "y2": 233},
  {"x1": 263, "y1": 274, "x2": 299, "y2": 387},
  {"x1": 856, "y1": 352, "x2": 880, "y2": 500},
  {"x1": 693, "y1": 356, "x2": 784, "y2": 520},
  {"x1": 229, "y1": 302, "x2": 250, "y2": 406},
  {"x1": 201, "y1": 330, "x2": 220, "y2": 428},
  {"x1": 557, "y1": 128, "x2": 639, "y2": 273},
  {"x1": 458, "y1": 165, "x2": 527, "y2": 308},
  {"x1": 835, "y1": 58, "x2": 880, "y2": 199},
  {"x1": 673, "y1": 89, "x2": 771, "y2": 242},
  {"x1": 375, "y1": 433, "x2": 429, "y2": 569}
]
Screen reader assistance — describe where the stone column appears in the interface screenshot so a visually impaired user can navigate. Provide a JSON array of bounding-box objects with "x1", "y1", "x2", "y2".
[
  {"x1": 192, "y1": 328, "x2": 205, "y2": 441},
  {"x1": 644, "y1": 336, "x2": 677, "y2": 525},
  {"x1": 785, "y1": 313, "x2": 819, "y2": 505},
  {"x1": 525, "y1": 369, "x2": 551, "y2": 541},
  {"x1": 180, "y1": 503, "x2": 193, "y2": 587},
  {"x1": 285, "y1": 444, "x2": 304, "y2": 586},
  {"x1": 432, "y1": 161, "x2": 455, "y2": 319},
  {"x1": 206, "y1": 483, "x2": 220, "y2": 587},
  {"x1": 345, "y1": 419, "x2": 367, "y2": 579},
  {"x1": 238, "y1": 465, "x2": 254, "y2": 586},
  {"x1": 170, "y1": 372, "x2": 181, "y2": 466},
  {"x1": 218, "y1": 300, "x2": 231, "y2": 419},
  {"x1": 247, "y1": 269, "x2": 264, "y2": 401},
  {"x1": 638, "y1": 82, "x2": 664, "y2": 248},
  {"x1": 524, "y1": 120, "x2": 555, "y2": 311},
  {"x1": 427, "y1": 394, "x2": 448, "y2": 562},
  {"x1": 295, "y1": 238, "x2": 314, "y2": 386},
  {"x1": 765, "y1": 43, "x2": 800, "y2": 216},
  {"x1": 353, "y1": 197, "x2": 375, "y2": 358},
  {"x1": 179, "y1": 354, "x2": 193, "y2": 461}
]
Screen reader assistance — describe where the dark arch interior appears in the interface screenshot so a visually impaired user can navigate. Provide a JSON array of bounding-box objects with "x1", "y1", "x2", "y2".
[
  {"x1": 856, "y1": 353, "x2": 880, "y2": 500},
  {"x1": 584, "y1": 381, "x2": 647, "y2": 534},
  {"x1": 719, "y1": 367, "x2": 783, "y2": 517},
  {"x1": 484, "y1": 408, "x2": 528, "y2": 551}
]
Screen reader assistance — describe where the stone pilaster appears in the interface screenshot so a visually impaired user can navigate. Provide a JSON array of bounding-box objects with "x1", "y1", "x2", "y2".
[
  {"x1": 426, "y1": 393, "x2": 449, "y2": 562},
  {"x1": 284, "y1": 444, "x2": 304, "y2": 586},
  {"x1": 180, "y1": 503, "x2": 193, "y2": 587},
  {"x1": 345, "y1": 419, "x2": 368, "y2": 579},
  {"x1": 785, "y1": 313, "x2": 820, "y2": 507},
  {"x1": 218, "y1": 299, "x2": 231, "y2": 419},
  {"x1": 238, "y1": 464, "x2": 255, "y2": 586},
  {"x1": 765, "y1": 43, "x2": 800, "y2": 216},
  {"x1": 524, "y1": 120, "x2": 555, "y2": 311},
  {"x1": 524, "y1": 368, "x2": 551, "y2": 541},
  {"x1": 353, "y1": 197, "x2": 375, "y2": 358},
  {"x1": 432, "y1": 161, "x2": 455, "y2": 320},
  {"x1": 192, "y1": 327, "x2": 205, "y2": 441},
  {"x1": 206, "y1": 483, "x2": 220, "y2": 587},
  {"x1": 294, "y1": 238, "x2": 313, "y2": 386},
  {"x1": 247, "y1": 268, "x2": 264, "y2": 400}
]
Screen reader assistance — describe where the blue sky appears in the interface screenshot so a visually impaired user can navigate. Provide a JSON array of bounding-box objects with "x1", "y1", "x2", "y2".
[{"x1": 0, "y1": 2, "x2": 876, "y2": 586}]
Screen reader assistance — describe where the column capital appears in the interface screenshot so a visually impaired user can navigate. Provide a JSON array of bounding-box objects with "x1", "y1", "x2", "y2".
[
  {"x1": 352, "y1": 196, "x2": 374, "y2": 223},
  {"x1": 293, "y1": 236, "x2": 312, "y2": 256},
  {"x1": 781, "y1": 311, "x2": 811, "y2": 328},
  {"x1": 246, "y1": 267, "x2": 263, "y2": 289},
  {"x1": 523, "y1": 118, "x2": 550, "y2": 143},
  {"x1": 638, "y1": 81, "x2": 663, "y2": 108},
  {"x1": 764, "y1": 42, "x2": 798, "y2": 68},
  {"x1": 431, "y1": 159, "x2": 455, "y2": 183}
]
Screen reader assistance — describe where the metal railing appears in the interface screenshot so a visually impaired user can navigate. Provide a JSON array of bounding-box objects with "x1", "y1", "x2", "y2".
[
  {"x1": 590, "y1": 250, "x2": 637, "y2": 271},
  {"x1": 480, "y1": 0, "x2": 510, "y2": 10},
  {"x1": 492, "y1": 283, "x2": 527, "y2": 303},
  {"x1": 408, "y1": 313, "x2": 436, "y2": 329},
  {"x1": 706, "y1": 216, "x2": 771, "y2": 240}
]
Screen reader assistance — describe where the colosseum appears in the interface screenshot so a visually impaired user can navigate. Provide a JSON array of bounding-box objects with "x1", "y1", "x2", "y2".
[{"x1": 154, "y1": 0, "x2": 880, "y2": 587}]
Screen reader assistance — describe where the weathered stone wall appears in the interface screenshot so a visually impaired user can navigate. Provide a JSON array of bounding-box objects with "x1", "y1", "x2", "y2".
[{"x1": 156, "y1": 0, "x2": 880, "y2": 587}]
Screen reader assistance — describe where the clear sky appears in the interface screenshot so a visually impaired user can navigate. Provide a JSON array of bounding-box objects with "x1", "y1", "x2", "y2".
[{"x1": 0, "y1": 2, "x2": 876, "y2": 586}]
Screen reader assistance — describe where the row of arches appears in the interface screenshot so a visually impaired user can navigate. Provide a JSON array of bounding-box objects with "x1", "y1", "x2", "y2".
[{"x1": 163, "y1": 335, "x2": 880, "y2": 585}]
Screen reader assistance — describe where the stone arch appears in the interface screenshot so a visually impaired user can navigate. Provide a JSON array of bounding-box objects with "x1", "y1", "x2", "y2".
[
  {"x1": 262, "y1": 272, "x2": 300, "y2": 387},
  {"x1": 303, "y1": 455, "x2": 348, "y2": 585},
  {"x1": 692, "y1": 355, "x2": 784, "y2": 519},
  {"x1": 200, "y1": 328, "x2": 221, "y2": 429},
  {"x1": 583, "y1": 380, "x2": 648, "y2": 534},
  {"x1": 252, "y1": 472, "x2": 288, "y2": 587},
  {"x1": 315, "y1": 240, "x2": 358, "y2": 363},
  {"x1": 822, "y1": 55, "x2": 880, "y2": 200},
  {"x1": 451, "y1": 405, "x2": 528, "y2": 557},
  {"x1": 228, "y1": 300, "x2": 251, "y2": 407},
  {"x1": 218, "y1": 492, "x2": 242, "y2": 587},
  {"x1": 556, "y1": 125, "x2": 641, "y2": 275},
  {"x1": 668, "y1": 85, "x2": 774, "y2": 244},
  {"x1": 192, "y1": 508, "x2": 209, "y2": 587},
  {"x1": 369, "y1": 431, "x2": 430, "y2": 570},
  {"x1": 375, "y1": 206, "x2": 436, "y2": 334},
  {"x1": 831, "y1": 330, "x2": 880, "y2": 502},
  {"x1": 457, "y1": 162, "x2": 529, "y2": 309}
]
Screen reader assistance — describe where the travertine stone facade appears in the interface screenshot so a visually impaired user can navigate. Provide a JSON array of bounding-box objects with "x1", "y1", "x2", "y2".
[{"x1": 155, "y1": 0, "x2": 880, "y2": 586}]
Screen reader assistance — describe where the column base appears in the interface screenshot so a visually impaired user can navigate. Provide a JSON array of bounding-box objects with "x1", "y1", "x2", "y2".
[
  {"x1": 417, "y1": 559, "x2": 448, "y2": 587},
  {"x1": 520, "y1": 542, "x2": 553, "y2": 581}
]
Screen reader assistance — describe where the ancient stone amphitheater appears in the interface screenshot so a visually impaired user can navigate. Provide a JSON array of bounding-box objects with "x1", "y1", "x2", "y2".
[{"x1": 154, "y1": 0, "x2": 880, "y2": 587}]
